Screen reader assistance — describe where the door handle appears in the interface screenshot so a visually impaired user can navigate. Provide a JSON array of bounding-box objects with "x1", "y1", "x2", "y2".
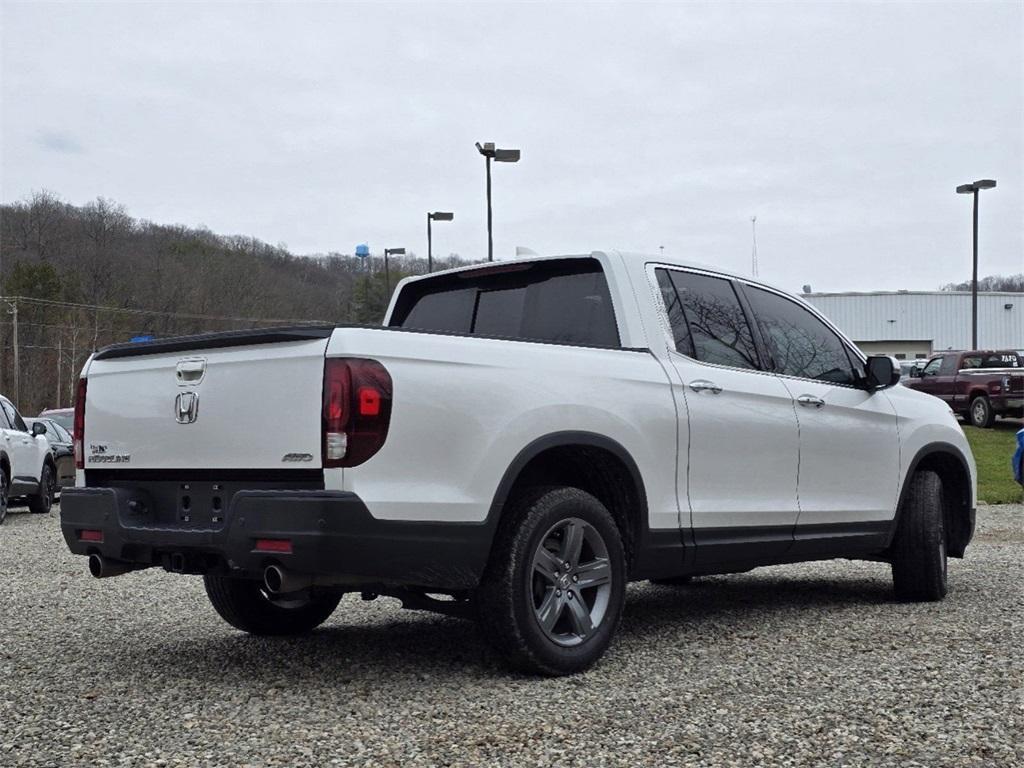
[
  {"x1": 176, "y1": 359, "x2": 207, "y2": 385},
  {"x1": 797, "y1": 394, "x2": 825, "y2": 408},
  {"x1": 689, "y1": 380, "x2": 723, "y2": 394}
]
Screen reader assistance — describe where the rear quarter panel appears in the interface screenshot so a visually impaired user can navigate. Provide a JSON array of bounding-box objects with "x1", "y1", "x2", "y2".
[{"x1": 330, "y1": 327, "x2": 681, "y2": 531}]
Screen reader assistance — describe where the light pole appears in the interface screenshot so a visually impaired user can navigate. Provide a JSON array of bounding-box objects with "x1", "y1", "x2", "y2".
[
  {"x1": 475, "y1": 141, "x2": 520, "y2": 261},
  {"x1": 383, "y1": 247, "x2": 405, "y2": 302},
  {"x1": 427, "y1": 211, "x2": 454, "y2": 272},
  {"x1": 955, "y1": 179, "x2": 997, "y2": 349}
]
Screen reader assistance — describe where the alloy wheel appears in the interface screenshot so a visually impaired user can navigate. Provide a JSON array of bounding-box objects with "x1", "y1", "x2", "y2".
[{"x1": 529, "y1": 517, "x2": 613, "y2": 647}]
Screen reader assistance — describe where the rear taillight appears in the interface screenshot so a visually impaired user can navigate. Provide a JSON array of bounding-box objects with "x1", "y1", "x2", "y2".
[
  {"x1": 74, "y1": 378, "x2": 87, "y2": 469},
  {"x1": 322, "y1": 358, "x2": 392, "y2": 468}
]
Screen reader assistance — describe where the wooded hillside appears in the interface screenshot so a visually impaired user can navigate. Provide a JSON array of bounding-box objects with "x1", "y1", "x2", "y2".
[{"x1": 0, "y1": 191, "x2": 470, "y2": 413}]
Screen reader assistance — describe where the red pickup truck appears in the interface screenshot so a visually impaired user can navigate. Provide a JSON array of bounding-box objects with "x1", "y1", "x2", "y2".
[{"x1": 905, "y1": 350, "x2": 1024, "y2": 428}]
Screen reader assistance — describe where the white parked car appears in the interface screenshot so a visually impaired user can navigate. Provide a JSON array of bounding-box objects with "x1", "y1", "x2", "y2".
[
  {"x1": 0, "y1": 395, "x2": 59, "y2": 522},
  {"x1": 61, "y1": 252, "x2": 976, "y2": 675}
]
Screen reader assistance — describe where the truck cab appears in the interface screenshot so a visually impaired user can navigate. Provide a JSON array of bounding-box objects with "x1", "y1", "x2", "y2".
[{"x1": 906, "y1": 350, "x2": 1024, "y2": 427}]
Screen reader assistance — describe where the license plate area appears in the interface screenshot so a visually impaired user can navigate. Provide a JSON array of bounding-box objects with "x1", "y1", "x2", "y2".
[
  {"x1": 114, "y1": 480, "x2": 247, "y2": 530},
  {"x1": 176, "y1": 482, "x2": 228, "y2": 527}
]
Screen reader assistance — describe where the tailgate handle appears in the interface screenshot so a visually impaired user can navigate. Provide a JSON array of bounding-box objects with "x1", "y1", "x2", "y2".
[{"x1": 176, "y1": 359, "x2": 206, "y2": 384}]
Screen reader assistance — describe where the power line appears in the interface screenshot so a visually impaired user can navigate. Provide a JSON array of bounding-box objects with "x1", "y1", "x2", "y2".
[{"x1": 0, "y1": 295, "x2": 328, "y2": 325}]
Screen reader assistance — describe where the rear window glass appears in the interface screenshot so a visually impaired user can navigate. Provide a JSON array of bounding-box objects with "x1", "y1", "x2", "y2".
[
  {"x1": 389, "y1": 259, "x2": 620, "y2": 348},
  {"x1": 961, "y1": 353, "x2": 1021, "y2": 369}
]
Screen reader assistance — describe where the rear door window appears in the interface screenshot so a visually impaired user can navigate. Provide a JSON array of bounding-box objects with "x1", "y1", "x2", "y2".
[
  {"x1": 939, "y1": 355, "x2": 959, "y2": 375},
  {"x1": 655, "y1": 269, "x2": 760, "y2": 370},
  {"x1": 390, "y1": 259, "x2": 620, "y2": 348}
]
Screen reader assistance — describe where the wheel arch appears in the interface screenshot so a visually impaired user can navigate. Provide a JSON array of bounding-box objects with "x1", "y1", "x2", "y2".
[
  {"x1": 485, "y1": 431, "x2": 654, "y2": 577},
  {"x1": 890, "y1": 442, "x2": 975, "y2": 558},
  {"x1": 0, "y1": 450, "x2": 9, "y2": 481}
]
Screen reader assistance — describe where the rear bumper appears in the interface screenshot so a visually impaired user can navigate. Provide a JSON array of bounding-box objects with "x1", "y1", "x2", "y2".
[{"x1": 60, "y1": 487, "x2": 492, "y2": 590}]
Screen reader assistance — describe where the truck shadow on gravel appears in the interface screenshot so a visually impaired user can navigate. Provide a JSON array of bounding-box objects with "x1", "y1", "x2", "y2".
[{"x1": 123, "y1": 573, "x2": 898, "y2": 681}]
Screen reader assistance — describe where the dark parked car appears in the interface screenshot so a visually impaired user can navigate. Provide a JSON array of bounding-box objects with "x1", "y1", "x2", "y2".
[
  {"x1": 38, "y1": 407, "x2": 75, "y2": 437},
  {"x1": 24, "y1": 417, "x2": 75, "y2": 491},
  {"x1": 903, "y1": 350, "x2": 1024, "y2": 428}
]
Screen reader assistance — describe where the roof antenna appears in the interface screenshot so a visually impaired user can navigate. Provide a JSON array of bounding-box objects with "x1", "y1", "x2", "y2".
[{"x1": 750, "y1": 216, "x2": 759, "y2": 278}]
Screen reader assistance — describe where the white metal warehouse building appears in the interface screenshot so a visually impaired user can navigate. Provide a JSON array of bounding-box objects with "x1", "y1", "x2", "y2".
[{"x1": 802, "y1": 291, "x2": 1024, "y2": 359}]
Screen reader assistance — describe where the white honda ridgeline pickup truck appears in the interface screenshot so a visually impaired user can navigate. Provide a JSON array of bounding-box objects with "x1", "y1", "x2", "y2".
[{"x1": 62, "y1": 252, "x2": 975, "y2": 675}]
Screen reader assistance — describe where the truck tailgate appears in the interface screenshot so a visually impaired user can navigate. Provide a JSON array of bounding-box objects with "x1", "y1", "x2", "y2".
[{"x1": 83, "y1": 331, "x2": 330, "y2": 470}]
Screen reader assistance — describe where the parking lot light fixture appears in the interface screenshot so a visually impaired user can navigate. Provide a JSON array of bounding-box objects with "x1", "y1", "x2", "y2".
[
  {"x1": 475, "y1": 142, "x2": 521, "y2": 262},
  {"x1": 956, "y1": 179, "x2": 997, "y2": 349},
  {"x1": 383, "y1": 247, "x2": 406, "y2": 302},
  {"x1": 427, "y1": 212, "x2": 454, "y2": 273}
]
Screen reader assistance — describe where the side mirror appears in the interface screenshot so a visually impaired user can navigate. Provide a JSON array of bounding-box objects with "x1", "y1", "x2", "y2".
[
  {"x1": 908, "y1": 366, "x2": 921, "y2": 378},
  {"x1": 31, "y1": 422, "x2": 47, "y2": 437},
  {"x1": 865, "y1": 355, "x2": 900, "y2": 390}
]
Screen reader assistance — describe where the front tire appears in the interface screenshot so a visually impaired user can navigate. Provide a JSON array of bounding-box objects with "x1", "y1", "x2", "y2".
[
  {"x1": 477, "y1": 486, "x2": 626, "y2": 676},
  {"x1": 969, "y1": 395, "x2": 995, "y2": 428},
  {"x1": 891, "y1": 470, "x2": 947, "y2": 601},
  {"x1": 203, "y1": 575, "x2": 341, "y2": 635},
  {"x1": 28, "y1": 464, "x2": 55, "y2": 514}
]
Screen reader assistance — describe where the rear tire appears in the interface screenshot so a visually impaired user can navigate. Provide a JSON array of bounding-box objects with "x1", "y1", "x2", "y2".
[
  {"x1": 891, "y1": 470, "x2": 948, "y2": 601},
  {"x1": 0, "y1": 470, "x2": 8, "y2": 524},
  {"x1": 476, "y1": 486, "x2": 626, "y2": 676},
  {"x1": 28, "y1": 464, "x2": 55, "y2": 514},
  {"x1": 969, "y1": 395, "x2": 995, "y2": 428},
  {"x1": 203, "y1": 575, "x2": 341, "y2": 635}
]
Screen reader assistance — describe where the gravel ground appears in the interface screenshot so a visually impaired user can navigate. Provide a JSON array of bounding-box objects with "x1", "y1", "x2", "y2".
[{"x1": 2, "y1": 504, "x2": 1021, "y2": 767}]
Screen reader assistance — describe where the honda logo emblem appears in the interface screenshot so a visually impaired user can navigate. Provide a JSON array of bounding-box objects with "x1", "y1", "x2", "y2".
[{"x1": 175, "y1": 392, "x2": 199, "y2": 424}]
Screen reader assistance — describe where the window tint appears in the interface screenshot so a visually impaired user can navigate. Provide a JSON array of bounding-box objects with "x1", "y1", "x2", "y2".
[
  {"x1": 51, "y1": 422, "x2": 72, "y2": 443},
  {"x1": 2, "y1": 401, "x2": 26, "y2": 431},
  {"x1": 391, "y1": 259, "x2": 620, "y2": 348},
  {"x1": 0, "y1": 403, "x2": 10, "y2": 429},
  {"x1": 744, "y1": 286, "x2": 859, "y2": 385},
  {"x1": 922, "y1": 358, "x2": 942, "y2": 376},
  {"x1": 655, "y1": 270, "x2": 694, "y2": 356},
  {"x1": 398, "y1": 287, "x2": 476, "y2": 335},
  {"x1": 657, "y1": 269, "x2": 760, "y2": 370},
  {"x1": 938, "y1": 355, "x2": 959, "y2": 375}
]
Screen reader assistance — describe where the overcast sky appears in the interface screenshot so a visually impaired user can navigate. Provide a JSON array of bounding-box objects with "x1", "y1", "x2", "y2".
[{"x1": 2, "y1": 1, "x2": 1021, "y2": 293}]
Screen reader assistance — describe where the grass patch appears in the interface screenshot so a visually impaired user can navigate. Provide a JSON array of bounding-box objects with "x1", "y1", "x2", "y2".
[{"x1": 962, "y1": 422, "x2": 1024, "y2": 505}]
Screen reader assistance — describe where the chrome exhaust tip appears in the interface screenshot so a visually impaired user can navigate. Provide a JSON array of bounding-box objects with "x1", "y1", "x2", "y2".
[{"x1": 263, "y1": 564, "x2": 311, "y2": 594}]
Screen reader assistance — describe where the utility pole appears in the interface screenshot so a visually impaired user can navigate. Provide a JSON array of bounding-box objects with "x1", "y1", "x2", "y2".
[
  {"x1": 751, "y1": 216, "x2": 759, "y2": 278},
  {"x1": 69, "y1": 327, "x2": 78, "y2": 407},
  {"x1": 55, "y1": 337, "x2": 62, "y2": 408},
  {"x1": 7, "y1": 300, "x2": 19, "y2": 409}
]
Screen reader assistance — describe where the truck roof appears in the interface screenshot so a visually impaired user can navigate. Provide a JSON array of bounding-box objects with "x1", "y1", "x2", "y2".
[{"x1": 396, "y1": 251, "x2": 740, "y2": 285}]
